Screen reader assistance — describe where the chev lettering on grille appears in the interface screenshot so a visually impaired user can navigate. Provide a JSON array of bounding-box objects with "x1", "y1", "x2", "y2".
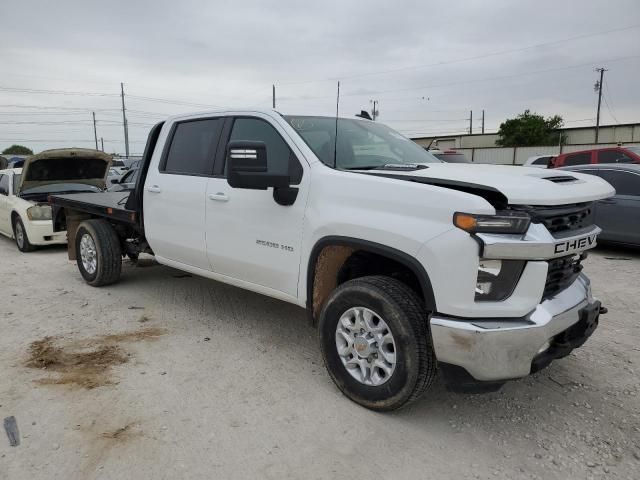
[{"x1": 554, "y1": 234, "x2": 597, "y2": 255}]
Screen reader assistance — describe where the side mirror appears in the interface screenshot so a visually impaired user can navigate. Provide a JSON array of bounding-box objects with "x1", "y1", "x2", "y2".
[
  {"x1": 110, "y1": 178, "x2": 119, "y2": 184},
  {"x1": 226, "y1": 141, "x2": 290, "y2": 189}
]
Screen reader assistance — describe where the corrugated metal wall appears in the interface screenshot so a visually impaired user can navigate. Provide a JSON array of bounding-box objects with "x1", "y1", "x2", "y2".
[{"x1": 453, "y1": 143, "x2": 640, "y2": 165}]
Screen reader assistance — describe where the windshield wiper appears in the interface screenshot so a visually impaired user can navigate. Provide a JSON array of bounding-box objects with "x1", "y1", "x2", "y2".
[{"x1": 344, "y1": 163, "x2": 429, "y2": 171}]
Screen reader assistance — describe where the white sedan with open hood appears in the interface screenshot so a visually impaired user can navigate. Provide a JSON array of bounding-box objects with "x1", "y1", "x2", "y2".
[{"x1": 0, "y1": 148, "x2": 111, "y2": 252}]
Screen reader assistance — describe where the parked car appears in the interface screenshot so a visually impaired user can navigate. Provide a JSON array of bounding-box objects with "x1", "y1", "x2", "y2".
[
  {"x1": 551, "y1": 146, "x2": 640, "y2": 168},
  {"x1": 524, "y1": 155, "x2": 555, "y2": 169},
  {"x1": 559, "y1": 163, "x2": 640, "y2": 246},
  {"x1": 107, "y1": 167, "x2": 139, "y2": 192},
  {"x1": 50, "y1": 109, "x2": 613, "y2": 411},
  {"x1": 428, "y1": 149, "x2": 470, "y2": 163},
  {"x1": 0, "y1": 149, "x2": 111, "y2": 251}
]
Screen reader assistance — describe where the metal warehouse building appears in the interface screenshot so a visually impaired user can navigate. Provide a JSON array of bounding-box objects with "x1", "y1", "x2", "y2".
[{"x1": 411, "y1": 123, "x2": 640, "y2": 165}]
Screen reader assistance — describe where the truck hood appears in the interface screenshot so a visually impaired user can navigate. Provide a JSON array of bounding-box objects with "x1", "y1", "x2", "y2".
[
  {"x1": 17, "y1": 148, "x2": 112, "y2": 194},
  {"x1": 364, "y1": 164, "x2": 615, "y2": 206}
]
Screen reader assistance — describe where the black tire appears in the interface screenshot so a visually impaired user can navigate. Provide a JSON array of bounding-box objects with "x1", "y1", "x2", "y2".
[
  {"x1": 319, "y1": 275, "x2": 437, "y2": 411},
  {"x1": 13, "y1": 217, "x2": 36, "y2": 252},
  {"x1": 75, "y1": 219, "x2": 122, "y2": 287}
]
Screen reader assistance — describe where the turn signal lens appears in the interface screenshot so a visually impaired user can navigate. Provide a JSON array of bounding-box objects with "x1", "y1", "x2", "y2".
[{"x1": 453, "y1": 212, "x2": 530, "y2": 234}]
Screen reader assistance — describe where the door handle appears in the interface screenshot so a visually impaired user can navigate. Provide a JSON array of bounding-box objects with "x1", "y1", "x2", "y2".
[
  {"x1": 146, "y1": 185, "x2": 162, "y2": 193},
  {"x1": 208, "y1": 192, "x2": 229, "y2": 202}
]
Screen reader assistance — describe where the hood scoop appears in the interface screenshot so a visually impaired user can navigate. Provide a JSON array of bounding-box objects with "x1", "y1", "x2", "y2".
[{"x1": 541, "y1": 175, "x2": 578, "y2": 183}]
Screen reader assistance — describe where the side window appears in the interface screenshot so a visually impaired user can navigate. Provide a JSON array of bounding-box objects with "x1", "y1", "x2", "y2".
[
  {"x1": 533, "y1": 157, "x2": 549, "y2": 165},
  {"x1": 162, "y1": 118, "x2": 223, "y2": 175},
  {"x1": 564, "y1": 152, "x2": 591, "y2": 166},
  {"x1": 0, "y1": 174, "x2": 9, "y2": 195},
  {"x1": 598, "y1": 171, "x2": 640, "y2": 196},
  {"x1": 598, "y1": 150, "x2": 633, "y2": 164},
  {"x1": 228, "y1": 118, "x2": 302, "y2": 184}
]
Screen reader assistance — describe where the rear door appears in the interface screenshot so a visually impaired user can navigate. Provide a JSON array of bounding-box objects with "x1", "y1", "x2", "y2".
[
  {"x1": 591, "y1": 169, "x2": 640, "y2": 244},
  {"x1": 596, "y1": 149, "x2": 635, "y2": 164},
  {"x1": 143, "y1": 117, "x2": 224, "y2": 269},
  {"x1": 0, "y1": 173, "x2": 10, "y2": 235},
  {"x1": 204, "y1": 115, "x2": 309, "y2": 298}
]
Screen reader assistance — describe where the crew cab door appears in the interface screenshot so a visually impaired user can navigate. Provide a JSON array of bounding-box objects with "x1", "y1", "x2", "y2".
[
  {"x1": 204, "y1": 115, "x2": 308, "y2": 298},
  {"x1": 143, "y1": 117, "x2": 224, "y2": 270}
]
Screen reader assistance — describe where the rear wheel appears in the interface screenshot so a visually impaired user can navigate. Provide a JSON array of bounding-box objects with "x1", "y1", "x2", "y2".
[
  {"x1": 319, "y1": 275, "x2": 437, "y2": 411},
  {"x1": 75, "y1": 219, "x2": 122, "y2": 286},
  {"x1": 13, "y1": 217, "x2": 36, "y2": 252}
]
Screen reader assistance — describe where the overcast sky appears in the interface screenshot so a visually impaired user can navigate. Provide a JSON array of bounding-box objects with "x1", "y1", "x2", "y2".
[{"x1": 1, "y1": 0, "x2": 639, "y2": 155}]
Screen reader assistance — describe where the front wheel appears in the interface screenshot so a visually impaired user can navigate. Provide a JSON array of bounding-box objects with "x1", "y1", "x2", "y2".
[
  {"x1": 13, "y1": 217, "x2": 36, "y2": 252},
  {"x1": 75, "y1": 219, "x2": 122, "y2": 286},
  {"x1": 319, "y1": 275, "x2": 437, "y2": 411}
]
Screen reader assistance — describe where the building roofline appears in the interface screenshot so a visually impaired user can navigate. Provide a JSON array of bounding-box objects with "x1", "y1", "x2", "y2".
[{"x1": 410, "y1": 122, "x2": 640, "y2": 141}]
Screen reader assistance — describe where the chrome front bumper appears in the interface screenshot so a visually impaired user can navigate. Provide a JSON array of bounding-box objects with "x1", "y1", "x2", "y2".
[{"x1": 430, "y1": 274, "x2": 597, "y2": 382}]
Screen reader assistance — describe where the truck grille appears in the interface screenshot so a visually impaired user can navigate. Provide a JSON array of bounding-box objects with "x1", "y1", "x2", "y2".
[
  {"x1": 513, "y1": 203, "x2": 594, "y2": 234},
  {"x1": 543, "y1": 253, "x2": 586, "y2": 299}
]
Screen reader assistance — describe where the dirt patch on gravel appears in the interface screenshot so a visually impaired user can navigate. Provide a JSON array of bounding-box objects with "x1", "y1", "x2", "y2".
[{"x1": 25, "y1": 327, "x2": 166, "y2": 389}]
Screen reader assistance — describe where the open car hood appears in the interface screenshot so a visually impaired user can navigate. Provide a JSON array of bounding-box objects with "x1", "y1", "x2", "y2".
[{"x1": 18, "y1": 148, "x2": 112, "y2": 194}]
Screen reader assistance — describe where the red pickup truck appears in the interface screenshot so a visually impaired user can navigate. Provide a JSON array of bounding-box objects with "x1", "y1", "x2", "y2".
[{"x1": 551, "y1": 146, "x2": 640, "y2": 168}]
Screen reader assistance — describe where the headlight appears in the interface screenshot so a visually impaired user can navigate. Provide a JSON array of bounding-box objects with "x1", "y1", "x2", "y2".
[
  {"x1": 475, "y1": 259, "x2": 525, "y2": 301},
  {"x1": 454, "y1": 212, "x2": 530, "y2": 234},
  {"x1": 26, "y1": 205, "x2": 52, "y2": 221}
]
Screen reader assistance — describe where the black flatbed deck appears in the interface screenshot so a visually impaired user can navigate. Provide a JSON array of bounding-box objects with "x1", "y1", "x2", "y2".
[{"x1": 50, "y1": 191, "x2": 138, "y2": 225}]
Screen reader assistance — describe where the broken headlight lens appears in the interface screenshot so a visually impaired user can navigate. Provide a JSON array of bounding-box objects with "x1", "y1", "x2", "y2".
[
  {"x1": 26, "y1": 205, "x2": 52, "y2": 221},
  {"x1": 475, "y1": 259, "x2": 526, "y2": 301}
]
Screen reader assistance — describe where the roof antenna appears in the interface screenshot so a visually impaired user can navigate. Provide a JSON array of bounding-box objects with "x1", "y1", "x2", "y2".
[{"x1": 333, "y1": 81, "x2": 340, "y2": 169}]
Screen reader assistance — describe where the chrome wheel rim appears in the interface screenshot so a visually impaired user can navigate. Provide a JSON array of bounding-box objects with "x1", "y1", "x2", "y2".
[
  {"x1": 15, "y1": 222, "x2": 24, "y2": 248},
  {"x1": 79, "y1": 233, "x2": 97, "y2": 274},
  {"x1": 335, "y1": 306, "x2": 397, "y2": 386}
]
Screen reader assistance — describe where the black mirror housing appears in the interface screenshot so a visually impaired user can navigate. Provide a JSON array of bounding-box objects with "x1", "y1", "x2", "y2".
[{"x1": 226, "y1": 141, "x2": 290, "y2": 190}]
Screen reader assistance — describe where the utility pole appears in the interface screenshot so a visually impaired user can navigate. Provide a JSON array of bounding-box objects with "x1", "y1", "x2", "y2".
[
  {"x1": 469, "y1": 110, "x2": 473, "y2": 135},
  {"x1": 272, "y1": 84, "x2": 276, "y2": 109},
  {"x1": 100, "y1": 137, "x2": 104, "y2": 152},
  {"x1": 594, "y1": 68, "x2": 607, "y2": 144},
  {"x1": 92, "y1": 112, "x2": 98, "y2": 150},
  {"x1": 120, "y1": 82, "x2": 130, "y2": 157},
  {"x1": 481, "y1": 110, "x2": 485, "y2": 134},
  {"x1": 370, "y1": 99, "x2": 379, "y2": 121}
]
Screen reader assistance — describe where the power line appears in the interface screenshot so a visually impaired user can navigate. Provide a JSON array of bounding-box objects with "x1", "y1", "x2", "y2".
[
  {"x1": 277, "y1": 24, "x2": 640, "y2": 86},
  {"x1": 277, "y1": 55, "x2": 640, "y2": 102},
  {"x1": 602, "y1": 79, "x2": 620, "y2": 124}
]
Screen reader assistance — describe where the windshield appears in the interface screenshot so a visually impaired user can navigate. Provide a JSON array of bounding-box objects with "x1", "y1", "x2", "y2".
[
  {"x1": 433, "y1": 153, "x2": 469, "y2": 163},
  {"x1": 21, "y1": 183, "x2": 101, "y2": 195},
  {"x1": 285, "y1": 116, "x2": 441, "y2": 169}
]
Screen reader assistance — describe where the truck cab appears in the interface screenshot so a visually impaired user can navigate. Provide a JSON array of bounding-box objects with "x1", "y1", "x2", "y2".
[{"x1": 50, "y1": 109, "x2": 615, "y2": 411}]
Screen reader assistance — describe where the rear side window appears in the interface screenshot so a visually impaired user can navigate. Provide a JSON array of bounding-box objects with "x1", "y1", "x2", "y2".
[
  {"x1": 162, "y1": 118, "x2": 223, "y2": 175},
  {"x1": 563, "y1": 152, "x2": 591, "y2": 166},
  {"x1": 228, "y1": 118, "x2": 302, "y2": 184},
  {"x1": 597, "y1": 150, "x2": 634, "y2": 164},
  {"x1": 533, "y1": 156, "x2": 550, "y2": 165},
  {"x1": 0, "y1": 174, "x2": 8, "y2": 195},
  {"x1": 597, "y1": 170, "x2": 640, "y2": 196}
]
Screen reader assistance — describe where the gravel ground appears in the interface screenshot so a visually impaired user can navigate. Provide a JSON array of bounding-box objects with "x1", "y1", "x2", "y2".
[{"x1": 1, "y1": 235, "x2": 638, "y2": 480}]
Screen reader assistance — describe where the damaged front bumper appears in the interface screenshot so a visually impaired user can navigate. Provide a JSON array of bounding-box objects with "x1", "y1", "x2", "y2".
[{"x1": 430, "y1": 274, "x2": 601, "y2": 392}]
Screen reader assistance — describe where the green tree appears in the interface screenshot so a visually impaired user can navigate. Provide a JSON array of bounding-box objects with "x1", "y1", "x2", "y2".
[
  {"x1": 2, "y1": 144, "x2": 33, "y2": 155},
  {"x1": 496, "y1": 110, "x2": 564, "y2": 147}
]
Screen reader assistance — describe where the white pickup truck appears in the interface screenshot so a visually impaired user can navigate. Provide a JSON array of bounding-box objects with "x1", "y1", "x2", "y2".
[{"x1": 49, "y1": 109, "x2": 614, "y2": 411}]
